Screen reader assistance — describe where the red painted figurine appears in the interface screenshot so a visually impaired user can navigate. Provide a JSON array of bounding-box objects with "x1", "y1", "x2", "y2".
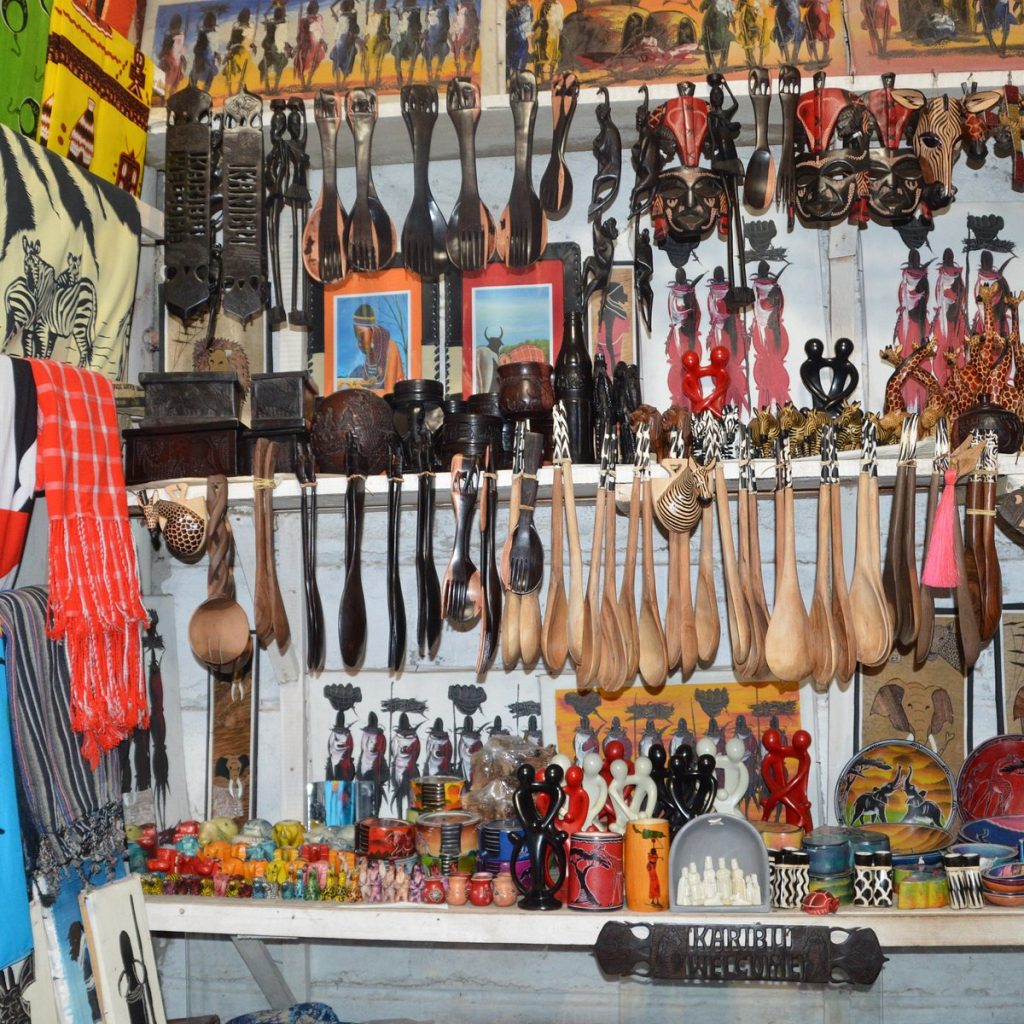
[
  {"x1": 760, "y1": 728, "x2": 813, "y2": 832},
  {"x1": 681, "y1": 345, "x2": 731, "y2": 416}
]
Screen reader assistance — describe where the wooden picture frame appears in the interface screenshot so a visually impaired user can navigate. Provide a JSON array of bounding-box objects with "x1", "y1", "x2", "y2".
[
  {"x1": 445, "y1": 242, "x2": 581, "y2": 398},
  {"x1": 587, "y1": 261, "x2": 638, "y2": 369},
  {"x1": 322, "y1": 257, "x2": 441, "y2": 396}
]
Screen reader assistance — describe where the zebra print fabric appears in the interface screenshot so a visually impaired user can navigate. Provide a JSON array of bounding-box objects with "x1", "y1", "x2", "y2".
[
  {"x1": 0, "y1": 587, "x2": 123, "y2": 899},
  {"x1": 0, "y1": 357, "x2": 36, "y2": 590}
]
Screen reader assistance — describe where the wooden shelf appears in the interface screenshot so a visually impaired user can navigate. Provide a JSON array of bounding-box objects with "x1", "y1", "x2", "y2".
[
  {"x1": 127, "y1": 450, "x2": 1024, "y2": 513},
  {"x1": 145, "y1": 895, "x2": 1024, "y2": 950}
]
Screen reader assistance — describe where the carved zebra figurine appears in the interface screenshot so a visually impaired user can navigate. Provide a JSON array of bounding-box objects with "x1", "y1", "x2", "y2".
[{"x1": 4, "y1": 239, "x2": 97, "y2": 366}]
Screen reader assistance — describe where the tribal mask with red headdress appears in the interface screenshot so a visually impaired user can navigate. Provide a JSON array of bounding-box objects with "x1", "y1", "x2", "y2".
[{"x1": 861, "y1": 74, "x2": 925, "y2": 224}]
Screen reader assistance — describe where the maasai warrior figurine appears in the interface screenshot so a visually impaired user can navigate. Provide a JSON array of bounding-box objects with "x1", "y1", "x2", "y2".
[
  {"x1": 895, "y1": 250, "x2": 932, "y2": 383},
  {"x1": 573, "y1": 713, "x2": 600, "y2": 765},
  {"x1": 973, "y1": 250, "x2": 1015, "y2": 335},
  {"x1": 749, "y1": 260, "x2": 791, "y2": 408},
  {"x1": 326, "y1": 709, "x2": 355, "y2": 781},
  {"x1": 424, "y1": 717, "x2": 453, "y2": 775},
  {"x1": 931, "y1": 248, "x2": 967, "y2": 383},
  {"x1": 760, "y1": 728, "x2": 813, "y2": 831},
  {"x1": 456, "y1": 715, "x2": 482, "y2": 784},
  {"x1": 358, "y1": 712, "x2": 387, "y2": 815},
  {"x1": 706, "y1": 267, "x2": 749, "y2": 411},
  {"x1": 638, "y1": 718, "x2": 666, "y2": 758},
  {"x1": 511, "y1": 763, "x2": 568, "y2": 910}
]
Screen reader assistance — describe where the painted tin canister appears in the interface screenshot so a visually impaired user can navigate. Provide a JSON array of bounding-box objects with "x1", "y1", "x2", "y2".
[
  {"x1": 567, "y1": 832, "x2": 623, "y2": 911},
  {"x1": 802, "y1": 831, "x2": 851, "y2": 877},
  {"x1": 624, "y1": 818, "x2": 669, "y2": 912}
]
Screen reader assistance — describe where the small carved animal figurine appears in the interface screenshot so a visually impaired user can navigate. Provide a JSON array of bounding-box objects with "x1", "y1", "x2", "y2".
[
  {"x1": 850, "y1": 766, "x2": 903, "y2": 826},
  {"x1": 901, "y1": 766, "x2": 944, "y2": 826}
]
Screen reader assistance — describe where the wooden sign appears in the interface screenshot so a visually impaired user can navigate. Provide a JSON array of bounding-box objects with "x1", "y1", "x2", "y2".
[{"x1": 595, "y1": 922, "x2": 887, "y2": 986}]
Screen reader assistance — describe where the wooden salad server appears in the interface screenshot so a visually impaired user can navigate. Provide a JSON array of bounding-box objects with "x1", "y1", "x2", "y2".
[
  {"x1": 915, "y1": 419, "x2": 946, "y2": 666},
  {"x1": 694, "y1": 464, "x2": 721, "y2": 669},
  {"x1": 541, "y1": 413, "x2": 570, "y2": 672},
  {"x1": 502, "y1": 424, "x2": 526, "y2": 669},
  {"x1": 301, "y1": 90, "x2": 347, "y2": 284},
  {"x1": 386, "y1": 443, "x2": 406, "y2": 673},
  {"x1": 850, "y1": 422, "x2": 892, "y2": 667},
  {"x1": 636, "y1": 422, "x2": 668, "y2": 687},
  {"x1": 443, "y1": 454, "x2": 482, "y2": 626},
  {"x1": 539, "y1": 72, "x2": 579, "y2": 221},
  {"x1": 561, "y1": 404, "x2": 587, "y2": 666},
  {"x1": 446, "y1": 78, "x2": 496, "y2": 272},
  {"x1": 497, "y1": 70, "x2": 547, "y2": 269},
  {"x1": 709, "y1": 421, "x2": 751, "y2": 672},
  {"x1": 415, "y1": 465, "x2": 442, "y2": 658},
  {"x1": 977, "y1": 432, "x2": 1002, "y2": 642},
  {"x1": 296, "y1": 446, "x2": 325, "y2": 674},
  {"x1": 616, "y1": 450, "x2": 642, "y2": 682},
  {"x1": 765, "y1": 436, "x2": 813, "y2": 682},
  {"x1": 736, "y1": 429, "x2": 767, "y2": 678},
  {"x1": 338, "y1": 443, "x2": 367, "y2": 669},
  {"x1": 826, "y1": 430, "x2": 857, "y2": 686},
  {"x1": 882, "y1": 414, "x2": 920, "y2": 650},
  {"x1": 477, "y1": 444, "x2": 502, "y2": 675},
  {"x1": 808, "y1": 429, "x2": 837, "y2": 691},
  {"x1": 344, "y1": 88, "x2": 396, "y2": 273},
  {"x1": 400, "y1": 85, "x2": 447, "y2": 279},
  {"x1": 678, "y1": 478, "x2": 700, "y2": 680},
  {"x1": 597, "y1": 445, "x2": 628, "y2": 692},
  {"x1": 775, "y1": 64, "x2": 800, "y2": 223},
  {"x1": 665, "y1": 528, "x2": 683, "y2": 672},
  {"x1": 867, "y1": 442, "x2": 895, "y2": 661},
  {"x1": 576, "y1": 434, "x2": 608, "y2": 689},
  {"x1": 744, "y1": 66, "x2": 776, "y2": 214},
  {"x1": 514, "y1": 432, "x2": 546, "y2": 669},
  {"x1": 744, "y1": 438, "x2": 772, "y2": 678}
]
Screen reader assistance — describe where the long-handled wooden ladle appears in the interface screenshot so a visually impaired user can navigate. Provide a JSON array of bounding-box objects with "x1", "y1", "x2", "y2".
[
  {"x1": 765, "y1": 435, "x2": 812, "y2": 681},
  {"x1": 576, "y1": 433, "x2": 608, "y2": 688},
  {"x1": 636, "y1": 422, "x2": 668, "y2": 687},
  {"x1": 617, "y1": 463, "x2": 641, "y2": 682},
  {"x1": 745, "y1": 443, "x2": 772, "y2": 678},
  {"x1": 542, "y1": 415, "x2": 570, "y2": 673},
  {"x1": 850, "y1": 422, "x2": 892, "y2": 667},
  {"x1": 736, "y1": 429, "x2": 766, "y2": 679},
  {"x1": 808, "y1": 429, "x2": 837, "y2": 691},
  {"x1": 826, "y1": 430, "x2": 857, "y2": 686},
  {"x1": 597, "y1": 458, "x2": 628, "y2": 693},
  {"x1": 693, "y1": 463, "x2": 720, "y2": 669}
]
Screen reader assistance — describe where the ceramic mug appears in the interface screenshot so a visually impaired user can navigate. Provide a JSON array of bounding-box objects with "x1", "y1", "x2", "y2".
[
  {"x1": 447, "y1": 872, "x2": 469, "y2": 906},
  {"x1": 624, "y1": 818, "x2": 669, "y2": 912},
  {"x1": 492, "y1": 866, "x2": 518, "y2": 907}
]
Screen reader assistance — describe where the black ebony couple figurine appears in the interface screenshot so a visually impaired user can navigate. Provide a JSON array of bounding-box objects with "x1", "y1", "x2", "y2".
[{"x1": 649, "y1": 744, "x2": 717, "y2": 835}]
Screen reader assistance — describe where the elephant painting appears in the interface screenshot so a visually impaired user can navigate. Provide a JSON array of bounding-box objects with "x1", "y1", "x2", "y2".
[{"x1": 870, "y1": 681, "x2": 956, "y2": 759}]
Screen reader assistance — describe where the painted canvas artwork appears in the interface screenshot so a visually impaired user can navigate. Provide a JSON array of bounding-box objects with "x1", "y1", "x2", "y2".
[
  {"x1": 506, "y1": 0, "x2": 844, "y2": 89},
  {"x1": 471, "y1": 282, "x2": 553, "y2": 393},
  {"x1": 146, "y1": 0, "x2": 482, "y2": 105},
  {"x1": 310, "y1": 674, "x2": 545, "y2": 819},
  {"x1": 588, "y1": 264, "x2": 635, "y2": 367},
  {"x1": 551, "y1": 679, "x2": 803, "y2": 821}
]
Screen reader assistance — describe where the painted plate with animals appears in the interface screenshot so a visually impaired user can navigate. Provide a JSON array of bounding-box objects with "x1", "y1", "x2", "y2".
[
  {"x1": 956, "y1": 736, "x2": 1024, "y2": 823},
  {"x1": 835, "y1": 740, "x2": 956, "y2": 831}
]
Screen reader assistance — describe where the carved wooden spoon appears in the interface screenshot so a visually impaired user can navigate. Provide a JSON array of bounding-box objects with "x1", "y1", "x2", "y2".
[
  {"x1": 637, "y1": 426, "x2": 668, "y2": 687},
  {"x1": 694, "y1": 483, "x2": 721, "y2": 667},
  {"x1": 576, "y1": 462, "x2": 605, "y2": 689},
  {"x1": 715, "y1": 459, "x2": 752, "y2": 672},
  {"x1": 808, "y1": 442, "x2": 837, "y2": 691},
  {"x1": 617, "y1": 470, "x2": 641, "y2": 681},
  {"x1": 764, "y1": 438, "x2": 812, "y2": 681},
  {"x1": 826, "y1": 435, "x2": 857, "y2": 686},
  {"x1": 541, "y1": 458, "x2": 569, "y2": 673},
  {"x1": 745, "y1": 455, "x2": 773, "y2": 677},
  {"x1": 598, "y1": 484, "x2": 628, "y2": 693},
  {"x1": 558, "y1": 404, "x2": 586, "y2": 665},
  {"x1": 736, "y1": 434, "x2": 766, "y2": 679}
]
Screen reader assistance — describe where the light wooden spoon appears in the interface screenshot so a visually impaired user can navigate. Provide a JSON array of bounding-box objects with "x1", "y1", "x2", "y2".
[
  {"x1": 576, "y1": 483, "x2": 605, "y2": 688},
  {"x1": 850, "y1": 466, "x2": 890, "y2": 667},
  {"x1": 867, "y1": 471, "x2": 894, "y2": 664},
  {"x1": 809, "y1": 467, "x2": 837, "y2": 691},
  {"x1": 638, "y1": 472, "x2": 669, "y2": 687},
  {"x1": 746, "y1": 470, "x2": 772, "y2": 677},
  {"x1": 617, "y1": 473, "x2": 641, "y2": 681},
  {"x1": 563, "y1": 457, "x2": 586, "y2": 665},
  {"x1": 694, "y1": 501, "x2": 721, "y2": 667},
  {"x1": 679, "y1": 522, "x2": 698, "y2": 679},
  {"x1": 541, "y1": 462, "x2": 569, "y2": 672},
  {"x1": 715, "y1": 462, "x2": 752, "y2": 671},
  {"x1": 665, "y1": 530, "x2": 682, "y2": 672},
  {"x1": 520, "y1": 589, "x2": 542, "y2": 670},
  {"x1": 598, "y1": 486, "x2": 628, "y2": 692},
  {"x1": 764, "y1": 453, "x2": 812, "y2": 681},
  {"x1": 736, "y1": 460, "x2": 766, "y2": 679},
  {"x1": 830, "y1": 479, "x2": 857, "y2": 686}
]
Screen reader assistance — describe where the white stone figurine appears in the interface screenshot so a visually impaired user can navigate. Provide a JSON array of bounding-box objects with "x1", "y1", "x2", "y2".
[
  {"x1": 580, "y1": 753, "x2": 608, "y2": 832},
  {"x1": 716, "y1": 857, "x2": 733, "y2": 901},
  {"x1": 695, "y1": 736, "x2": 750, "y2": 817},
  {"x1": 747, "y1": 874, "x2": 761, "y2": 906},
  {"x1": 607, "y1": 760, "x2": 631, "y2": 834},
  {"x1": 731, "y1": 858, "x2": 746, "y2": 895},
  {"x1": 677, "y1": 870, "x2": 691, "y2": 907},
  {"x1": 625, "y1": 756, "x2": 657, "y2": 819}
]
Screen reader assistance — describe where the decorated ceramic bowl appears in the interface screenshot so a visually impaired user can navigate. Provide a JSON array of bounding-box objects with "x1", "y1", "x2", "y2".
[
  {"x1": 981, "y1": 862, "x2": 1024, "y2": 893},
  {"x1": 959, "y1": 815, "x2": 1024, "y2": 848},
  {"x1": 949, "y1": 842, "x2": 1016, "y2": 871},
  {"x1": 983, "y1": 890, "x2": 1024, "y2": 908}
]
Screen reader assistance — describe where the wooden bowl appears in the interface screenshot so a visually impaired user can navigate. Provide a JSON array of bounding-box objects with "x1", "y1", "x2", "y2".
[{"x1": 311, "y1": 388, "x2": 396, "y2": 475}]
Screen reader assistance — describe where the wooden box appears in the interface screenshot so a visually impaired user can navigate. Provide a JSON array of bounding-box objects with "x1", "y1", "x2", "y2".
[
  {"x1": 240, "y1": 428, "x2": 308, "y2": 476},
  {"x1": 250, "y1": 372, "x2": 318, "y2": 431},
  {"x1": 123, "y1": 420, "x2": 243, "y2": 485},
  {"x1": 139, "y1": 372, "x2": 245, "y2": 427}
]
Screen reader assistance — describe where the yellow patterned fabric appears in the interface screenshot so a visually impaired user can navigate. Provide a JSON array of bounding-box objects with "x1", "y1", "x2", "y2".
[{"x1": 38, "y1": 0, "x2": 152, "y2": 197}]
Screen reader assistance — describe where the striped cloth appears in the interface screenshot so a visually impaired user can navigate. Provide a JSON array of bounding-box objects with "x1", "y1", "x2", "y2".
[
  {"x1": 0, "y1": 356, "x2": 37, "y2": 590},
  {"x1": 0, "y1": 587, "x2": 122, "y2": 898},
  {"x1": 28, "y1": 359, "x2": 149, "y2": 768}
]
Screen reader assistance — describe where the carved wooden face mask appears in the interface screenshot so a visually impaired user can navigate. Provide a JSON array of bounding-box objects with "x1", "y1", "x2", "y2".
[
  {"x1": 794, "y1": 151, "x2": 865, "y2": 224},
  {"x1": 865, "y1": 150, "x2": 923, "y2": 221},
  {"x1": 651, "y1": 167, "x2": 724, "y2": 243}
]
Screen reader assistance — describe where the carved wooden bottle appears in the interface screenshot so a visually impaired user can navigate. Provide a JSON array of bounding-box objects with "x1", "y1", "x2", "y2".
[{"x1": 554, "y1": 308, "x2": 595, "y2": 463}]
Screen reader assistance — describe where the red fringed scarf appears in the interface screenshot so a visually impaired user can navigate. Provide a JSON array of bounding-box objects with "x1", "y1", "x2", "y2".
[{"x1": 28, "y1": 359, "x2": 149, "y2": 768}]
